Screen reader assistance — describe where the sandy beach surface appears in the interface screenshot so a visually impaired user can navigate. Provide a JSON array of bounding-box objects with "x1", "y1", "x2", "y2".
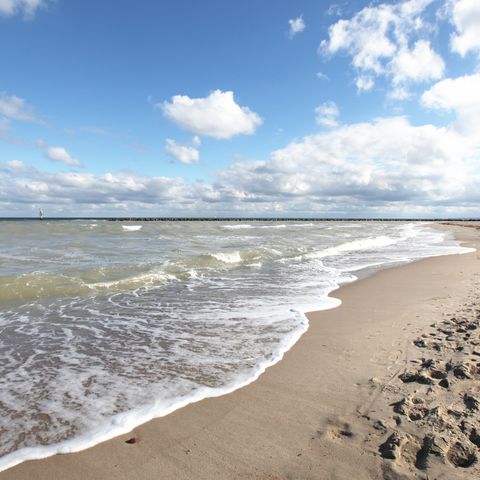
[{"x1": 2, "y1": 222, "x2": 480, "y2": 480}]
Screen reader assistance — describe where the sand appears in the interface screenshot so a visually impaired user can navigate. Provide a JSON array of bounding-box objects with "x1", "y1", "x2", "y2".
[{"x1": 1, "y1": 222, "x2": 479, "y2": 479}]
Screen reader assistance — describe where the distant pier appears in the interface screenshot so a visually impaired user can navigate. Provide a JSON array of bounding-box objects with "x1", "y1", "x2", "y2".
[{"x1": 106, "y1": 217, "x2": 480, "y2": 222}]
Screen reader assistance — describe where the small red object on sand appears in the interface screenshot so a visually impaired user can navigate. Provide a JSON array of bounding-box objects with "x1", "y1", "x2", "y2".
[{"x1": 125, "y1": 437, "x2": 138, "y2": 444}]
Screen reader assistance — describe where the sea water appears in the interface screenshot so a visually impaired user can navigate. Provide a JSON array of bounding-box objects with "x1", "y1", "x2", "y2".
[{"x1": 0, "y1": 220, "x2": 473, "y2": 470}]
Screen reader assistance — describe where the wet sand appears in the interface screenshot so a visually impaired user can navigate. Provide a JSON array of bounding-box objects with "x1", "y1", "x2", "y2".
[{"x1": 1, "y1": 222, "x2": 479, "y2": 479}]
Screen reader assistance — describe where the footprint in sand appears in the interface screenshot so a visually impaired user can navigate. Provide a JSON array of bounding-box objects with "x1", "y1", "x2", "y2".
[
  {"x1": 446, "y1": 441, "x2": 477, "y2": 468},
  {"x1": 317, "y1": 418, "x2": 355, "y2": 443},
  {"x1": 378, "y1": 430, "x2": 420, "y2": 466}
]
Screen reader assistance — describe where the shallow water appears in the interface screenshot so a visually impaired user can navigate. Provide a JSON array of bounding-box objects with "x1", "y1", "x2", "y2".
[{"x1": 0, "y1": 220, "x2": 472, "y2": 470}]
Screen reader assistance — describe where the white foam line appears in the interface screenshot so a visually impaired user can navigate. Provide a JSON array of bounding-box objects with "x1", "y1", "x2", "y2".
[
  {"x1": 223, "y1": 224, "x2": 315, "y2": 230},
  {"x1": 222, "y1": 224, "x2": 253, "y2": 230},
  {"x1": 210, "y1": 251, "x2": 242, "y2": 264},
  {"x1": 122, "y1": 225, "x2": 142, "y2": 231},
  {"x1": 0, "y1": 285, "x2": 342, "y2": 473}
]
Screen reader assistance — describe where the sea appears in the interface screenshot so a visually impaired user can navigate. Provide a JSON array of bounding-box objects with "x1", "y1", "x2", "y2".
[{"x1": 0, "y1": 219, "x2": 473, "y2": 471}]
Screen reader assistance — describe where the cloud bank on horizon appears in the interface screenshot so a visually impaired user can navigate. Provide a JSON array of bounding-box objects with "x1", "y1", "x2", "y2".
[{"x1": 1, "y1": 0, "x2": 480, "y2": 217}]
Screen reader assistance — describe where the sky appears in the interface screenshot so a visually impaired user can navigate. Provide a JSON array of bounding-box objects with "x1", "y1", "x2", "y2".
[{"x1": 0, "y1": 0, "x2": 479, "y2": 218}]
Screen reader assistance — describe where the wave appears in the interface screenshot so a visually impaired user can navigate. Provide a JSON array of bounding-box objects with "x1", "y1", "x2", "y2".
[
  {"x1": 222, "y1": 223, "x2": 315, "y2": 230},
  {"x1": 210, "y1": 251, "x2": 243, "y2": 263},
  {"x1": 0, "y1": 268, "x2": 177, "y2": 303},
  {"x1": 122, "y1": 225, "x2": 142, "y2": 231},
  {"x1": 0, "y1": 290, "x2": 344, "y2": 474},
  {"x1": 303, "y1": 235, "x2": 401, "y2": 261},
  {"x1": 222, "y1": 224, "x2": 254, "y2": 230},
  {"x1": 221, "y1": 224, "x2": 287, "y2": 230},
  {"x1": 0, "y1": 272, "x2": 92, "y2": 304},
  {"x1": 288, "y1": 223, "x2": 315, "y2": 227},
  {"x1": 88, "y1": 270, "x2": 176, "y2": 290}
]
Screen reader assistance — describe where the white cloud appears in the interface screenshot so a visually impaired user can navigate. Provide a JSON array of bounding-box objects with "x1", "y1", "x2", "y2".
[
  {"x1": 165, "y1": 138, "x2": 200, "y2": 164},
  {"x1": 421, "y1": 73, "x2": 480, "y2": 135},
  {"x1": 326, "y1": 4, "x2": 343, "y2": 17},
  {"x1": 316, "y1": 71, "x2": 329, "y2": 80},
  {"x1": 288, "y1": 16, "x2": 305, "y2": 38},
  {"x1": 2, "y1": 103, "x2": 480, "y2": 216},
  {"x1": 6, "y1": 160, "x2": 25, "y2": 169},
  {"x1": 3, "y1": 73, "x2": 480, "y2": 216},
  {"x1": 216, "y1": 115, "x2": 478, "y2": 210},
  {"x1": 449, "y1": 0, "x2": 480, "y2": 56},
  {"x1": 388, "y1": 85, "x2": 411, "y2": 101},
  {"x1": 356, "y1": 75, "x2": 375, "y2": 92},
  {"x1": 0, "y1": 92, "x2": 39, "y2": 123},
  {"x1": 320, "y1": 0, "x2": 444, "y2": 96},
  {"x1": 391, "y1": 39, "x2": 445, "y2": 85},
  {"x1": 421, "y1": 73, "x2": 480, "y2": 110},
  {"x1": 160, "y1": 90, "x2": 263, "y2": 140},
  {"x1": 45, "y1": 146, "x2": 82, "y2": 167},
  {"x1": 0, "y1": 167, "x2": 199, "y2": 216},
  {"x1": 0, "y1": 0, "x2": 46, "y2": 18},
  {"x1": 315, "y1": 101, "x2": 340, "y2": 127}
]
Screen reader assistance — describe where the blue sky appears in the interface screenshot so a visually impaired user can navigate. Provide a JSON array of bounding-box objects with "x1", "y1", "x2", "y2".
[{"x1": 1, "y1": 0, "x2": 479, "y2": 217}]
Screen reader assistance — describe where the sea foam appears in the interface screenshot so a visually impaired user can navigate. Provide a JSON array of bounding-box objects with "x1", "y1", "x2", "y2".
[
  {"x1": 122, "y1": 225, "x2": 142, "y2": 231},
  {"x1": 210, "y1": 251, "x2": 243, "y2": 263}
]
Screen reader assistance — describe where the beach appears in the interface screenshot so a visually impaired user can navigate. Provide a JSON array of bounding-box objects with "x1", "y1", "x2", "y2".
[{"x1": 1, "y1": 221, "x2": 479, "y2": 479}]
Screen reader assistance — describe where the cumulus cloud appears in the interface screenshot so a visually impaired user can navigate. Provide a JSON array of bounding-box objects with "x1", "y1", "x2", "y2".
[
  {"x1": 288, "y1": 16, "x2": 305, "y2": 38},
  {"x1": 3, "y1": 103, "x2": 480, "y2": 216},
  {"x1": 160, "y1": 90, "x2": 263, "y2": 139},
  {"x1": 4, "y1": 87, "x2": 480, "y2": 217},
  {"x1": 449, "y1": 0, "x2": 480, "y2": 56},
  {"x1": 355, "y1": 75, "x2": 375, "y2": 92},
  {"x1": 3, "y1": 76, "x2": 480, "y2": 216},
  {"x1": 421, "y1": 73, "x2": 480, "y2": 135},
  {"x1": 320, "y1": 0, "x2": 445, "y2": 97},
  {"x1": 0, "y1": 0, "x2": 47, "y2": 18},
  {"x1": 422, "y1": 73, "x2": 480, "y2": 110},
  {"x1": 165, "y1": 138, "x2": 200, "y2": 164},
  {"x1": 390, "y1": 40, "x2": 445, "y2": 88},
  {"x1": 315, "y1": 101, "x2": 340, "y2": 127},
  {"x1": 45, "y1": 146, "x2": 82, "y2": 167},
  {"x1": 0, "y1": 92, "x2": 40, "y2": 123},
  {"x1": 215, "y1": 115, "x2": 478, "y2": 212},
  {"x1": 6, "y1": 160, "x2": 25, "y2": 169},
  {"x1": 326, "y1": 4, "x2": 343, "y2": 17},
  {"x1": 0, "y1": 165, "x2": 202, "y2": 216}
]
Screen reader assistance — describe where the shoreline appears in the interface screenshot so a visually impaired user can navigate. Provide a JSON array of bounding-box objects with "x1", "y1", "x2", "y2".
[{"x1": 1, "y1": 222, "x2": 479, "y2": 479}]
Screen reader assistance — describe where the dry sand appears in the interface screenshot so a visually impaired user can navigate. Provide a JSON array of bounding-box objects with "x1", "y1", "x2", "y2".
[{"x1": 1, "y1": 222, "x2": 480, "y2": 479}]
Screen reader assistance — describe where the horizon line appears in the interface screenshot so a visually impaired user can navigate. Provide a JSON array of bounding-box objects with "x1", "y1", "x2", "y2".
[{"x1": 1, "y1": 217, "x2": 479, "y2": 222}]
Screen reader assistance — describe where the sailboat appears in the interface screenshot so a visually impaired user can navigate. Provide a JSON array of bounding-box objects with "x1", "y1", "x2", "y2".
[{"x1": 39, "y1": 208, "x2": 44, "y2": 220}]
